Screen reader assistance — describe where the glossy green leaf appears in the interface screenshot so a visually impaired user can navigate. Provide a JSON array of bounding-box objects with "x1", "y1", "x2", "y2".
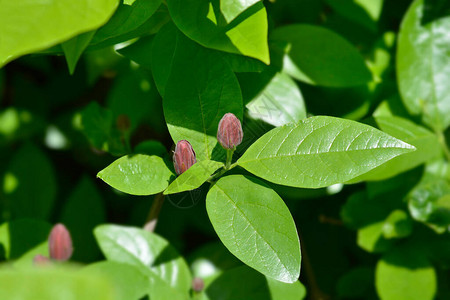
[
  {"x1": 376, "y1": 246, "x2": 437, "y2": 300},
  {"x1": 4, "y1": 143, "x2": 57, "y2": 219},
  {"x1": 348, "y1": 115, "x2": 441, "y2": 182},
  {"x1": 61, "y1": 31, "x2": 96, "y2": 74},
  {"x1": 94, "y1": 225, "x2": 191, "y2": 299},
  {"x1": 164, "y1": 160, "x2": 223, "y2": 195},
  {"x1": 97, "y1": 154, "x2": 174, "y2": 195},
  {"x1": 60, "y1": 176, "x2": 105, "y2": 262},
  {"x1": 0, "y1": 267, "x2": 117, "y2": 300},
  {"x1": 117, "y1": 36, "x2": 154, "y2": 69},
  {"x1": 206, "y1": 175, "x2": 301, "y2": 283},
  {"x1": 397, "y1": 0, "x2": 450, "y2": 131},
  {"x1": 237, "y1": 116, "x2": 415, "y2": 188},
  {"x1": 0, "y1": 219, "x2": 51, "y2": 259},
  {"x1": 270, "y1": 25, "x2": 372, "y2": 87},
  {"x1": 90, "y1": 0, "x2": 161, "y2": 46},
  {"x1": 152, "y1": 23, "x2": 243, "y2": 160},
  {"x1": 357, "y1": 221, "x2": 393, "y2": 253},
  {"x1": 220, "y1": 0, "x2": 261, "y2": 22},
  {"x1": 0, "y1": 0, "x2": 119, "y2": 67},
  {"x1": 408, "y1": 160, "x2": 450, "y2": 228},
  {"x1": 81, "y1": 261, "x2": 148, "y2": 300},
  {"x1": 167, "y1": 0, "x2": 269, "y2": 64},
  {"x1": 241, "y1": 69, "x2": 306, "y2": 127},
  {"x1": 205, "y1": 266, "x2": 306, "y2": 300},
  {"x1": 382, "y1": 210, "x2": 413, "y2": 239},
  {"x1": 89, "y1": 4, "x2": 170, "y2": 50}
]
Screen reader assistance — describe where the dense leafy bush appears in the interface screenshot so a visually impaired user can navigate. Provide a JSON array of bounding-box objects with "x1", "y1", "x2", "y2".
[{"x1": 0, "y1": 0, "x2": 449, "y2": 299}]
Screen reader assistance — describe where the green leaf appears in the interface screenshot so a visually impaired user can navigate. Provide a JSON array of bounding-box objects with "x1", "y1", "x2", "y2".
[
  {"x1": 205, "y1": 266, "x2": 306, "y2": 300},
  {"x1": 80, "y1": 261, "x2": 148, "y2": 300},
  {"x1": 60, "y1": 176, "x2": 105, "y2": 262},
  {"x1": 0, "y1": 0, "x2": 119, "y2": 67},
  {"x1": 0, "y1": 267, "x2": 117, "y2": 300},
  {"x1": 0, "y1": 219, "x2": 51, "y2": 259},
  {"x1": 90, "y1": 0, "x2": 161, "y2": 46},
  {"x1": 376, "y1": 246, "x2": 437, "y2": 300},
  {"x1": 206, "y1": 175, "x2": 301, "y2": 283},
  {"x1": 97, "y1": 154, "x2": 174, "y2": 196},
  {"x1": 167, "y1": 0, "x2": 269, "y2": 64},
  {"x1": 347, "y1": 115, "x2": 441, "y2": 182},
  {"x1": 94, "y1": 224, "x2": 191, "y2": 299},
  {"x1": 408, "y1": 160, "x2": 450, "y2": 228},
  {"x1": 270, "y1": 24, "x2": 372, "y2": 87},
  {"x1": 152, "y1": 23, "x2": 243, "y2": 160},
  {"x1": 134, "y1": 140, "x2": 167, "y2": 157},
  {"x1": 220, "y1": 0, "x2": 261, "y2": 22},
  {"x1": 222, "y1": 52, "x2": 266, "y2": 73},
  {"x1": 357, "y1": 221, "x2": 393, "y2": 253},
  {"x1": 382, "y1": 210, "x2": 413, "y2": 239},
  {"x1": 61, "y1": 31, "x2": 96, "y2": 74},
  {"x1": 89, "y1": 4, "x2": 170, "y2": 50},
  {"x1": 397, "y1": 0, "x2": 450, "y2": 131},
  {"x1": 337, "y1": 267, "x2": 374, "y2": 299},
  {"x1": 13, "y1": 242, "x2": 48, "y2": 269},
  {"x1": 106, "y1": 68, "x2": 163, "y2": 133},
  {"x1": 117, "y1": 36, "x2": 154, "y2": 69},
  {"x1": 164, "y1": 160, "x2": 223, "y2": 195},
  {"x1": 3, "y1": 143, "x2": 57, "y2": 219},
  {"x1": 241, "y1": 69, "x2": 307, "y2": 127},
  {"x1": 324, "y1": 0, "x2": 384, "y2": 32},
  {"x1": 237, "y1": 116, "x2": 415, "y2": 188},
  {"x1": 80, "y1": 102, "x2": 127, "y2": 156}
]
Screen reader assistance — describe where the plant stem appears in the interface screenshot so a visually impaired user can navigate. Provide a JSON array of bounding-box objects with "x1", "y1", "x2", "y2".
[
  {"x1": 143, "y1": 193, "x2": 164, "y2": 232},
  {"x1": 225, "y1": 149, "x2": 234, "y2": 170},
  {"x1": 437, "y1": 131, "x2": 450, "y2": 161}
]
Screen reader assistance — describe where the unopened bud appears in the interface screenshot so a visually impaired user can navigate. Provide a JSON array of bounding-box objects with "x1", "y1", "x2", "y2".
[
  {"x1": 192, "y1": 277, "x2": 204, "y2": 292},
  {"x1": 173, "y1": 140, "x2": 196, "y2": 175},
  {"x1": 48, "y1": 223, "x2": 73, "y2": 261},
  {"x1": 217, "y1": 113, "x2": 243, "y2": 150},
  {"x1": 33, "y1": 254, "x2": 51, "y2": 266}
]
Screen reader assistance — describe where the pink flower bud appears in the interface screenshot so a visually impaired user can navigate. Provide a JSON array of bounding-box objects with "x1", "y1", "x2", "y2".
[
  {"x1": 217, "y1": 113, "x2": 243, "y2": 150},
  {"x1": 48, "y1": 223, "x2": 73, "y2": 261},
  {"x1": 33, "y1": 254, "x2": 51, "y2": 266},
  {"x1": 173, "y1": 140, "x2": 197, "y2": 175},
  {"x1": 192, "y1": 277, "x2": 204, "y2": 292}
]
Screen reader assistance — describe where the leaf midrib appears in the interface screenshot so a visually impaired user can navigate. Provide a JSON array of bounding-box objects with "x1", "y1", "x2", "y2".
[
  {"x1": 239, "y1": 145, "x2": 413, "y2": 164},
  {"x1": 213, "y1": 184, "x2": 295, "y2": 279}
]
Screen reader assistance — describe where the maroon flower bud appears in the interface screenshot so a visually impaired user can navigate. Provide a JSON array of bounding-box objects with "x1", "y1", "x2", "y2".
[
  {"x1": 192, "y1": 277, "x2": 205, "y2": 292},
  {"x1": 173, "y1": 140, "x2": 196, "y2": 175},
  {"x1": 217, "y1": 113, "x2": 243, "y2": 150},
  {"x1": 33, "y1": 254, "x2": 51, "y2": 266},
  {"x1": 48, "y1": 223, "x2": 73, "y2": 261}
]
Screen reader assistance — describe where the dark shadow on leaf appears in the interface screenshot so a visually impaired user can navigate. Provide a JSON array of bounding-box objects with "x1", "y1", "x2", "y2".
[
  {"x1": 206, "y1": 266, "x2": 271, "y2": 300},
  {"x1": 7, "y1": 219, "x2": 51, "y2": 259},
  {"x1": 152, "y1": 244, "x2": 181, "y2": 268}
]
